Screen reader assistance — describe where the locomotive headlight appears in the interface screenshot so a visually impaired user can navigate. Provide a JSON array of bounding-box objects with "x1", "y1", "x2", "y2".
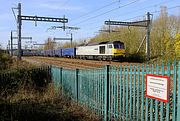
[{"x1": 113, "y1": 49, "x2": 125, "y2": 56}]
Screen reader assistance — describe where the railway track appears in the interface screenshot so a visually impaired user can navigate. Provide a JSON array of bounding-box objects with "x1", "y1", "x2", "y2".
[{"x1": 23, "y1": 56, "x2": 138, "y2": 69}]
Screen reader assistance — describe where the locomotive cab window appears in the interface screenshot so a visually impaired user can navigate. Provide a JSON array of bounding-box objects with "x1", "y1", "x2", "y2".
[
  {"x1": 108, "y1": 45, "x2": 112, "y2": 48},
  {"x1": 99, "y1": 46, "x2": 105, "y2": 54},
  {"x1": 120, "y1": 44, "x2": 125, "y2": 49},
  {"x1": 114, "y1": 43, "x2": 125, "y2": 49}
]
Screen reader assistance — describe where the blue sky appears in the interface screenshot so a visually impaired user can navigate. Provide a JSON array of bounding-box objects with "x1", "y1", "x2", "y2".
[{"x1": 0, "y1": 0, "x2": 179, "y2": 49}]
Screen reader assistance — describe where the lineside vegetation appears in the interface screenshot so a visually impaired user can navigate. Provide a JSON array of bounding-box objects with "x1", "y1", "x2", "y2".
[
  {"x1": 90, "y1": 6, "x2": 180, "y2": 62},
  {"x1": 0, "y1": 48, "x2": 100, "y2": 121}
]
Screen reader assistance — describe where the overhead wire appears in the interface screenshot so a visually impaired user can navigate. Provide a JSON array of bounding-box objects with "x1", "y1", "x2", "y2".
[
  {"x1": 112, "y1": 0, "x2": 174, "y2": 20},
  {"x1": 77, "y1": 0, "x2": 178, "y2": 30},
  {"x1": 43, "y1": 0, "x2": 178, "y2": 41},
  {"x1": 73, "y1": 0, "x2": 173, "y2": 28},
  {"x1": 12, "y1": 8, "x2": 17, "y2": 22},
  {"x1": 72, "y1": 0, "x2": 120, "y2": 21},
  {"x1": 151, "y1": 5, "x2": 180, "y2": 14},
  {"x1": 86, "y1": 14, "x2": 145, "y2": 31},
  {"x1": 72, "y1": 0, "x2": 141, "y2": 26},
  {"x1": 82, "y1": 5, "x2": 180, "y2": 37}
]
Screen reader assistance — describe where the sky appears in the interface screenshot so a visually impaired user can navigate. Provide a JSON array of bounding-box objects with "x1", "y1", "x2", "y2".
[{"x1": 0, "y1": 0, "x2": 179, "y2": 49}]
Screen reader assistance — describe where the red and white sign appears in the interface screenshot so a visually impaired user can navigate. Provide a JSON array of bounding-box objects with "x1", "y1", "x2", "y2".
[{"x1": 146, "y1": 74, "x2": 170, "y2": 103}]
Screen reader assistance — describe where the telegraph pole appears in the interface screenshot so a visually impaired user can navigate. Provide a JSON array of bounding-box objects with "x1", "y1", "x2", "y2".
[{"x1": 146, "y1": 12, "x2": 151, "y2": 61}]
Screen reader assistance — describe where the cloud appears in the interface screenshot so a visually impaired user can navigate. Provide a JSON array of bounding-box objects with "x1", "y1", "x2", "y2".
[{"x1": 39, "y1": 3, "x2": 82, "y2": 11}]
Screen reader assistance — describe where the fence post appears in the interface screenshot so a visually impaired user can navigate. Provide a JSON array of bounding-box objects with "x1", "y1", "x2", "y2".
[
  {"x1": 76, "y1": 69, "x2": 79, "y2": 103},
  {"x1": 60, "y1": 67, "x2": 63, "y2": 96},
  {"x1": 177, "y1": 61, "x2": 180, "y2": 120},
  {"x1": 104, "y1": 65, "x2": 110, "y2": 121},
  {"x1": 49, "y1": 65, "x2": 52, "y2": 82}
]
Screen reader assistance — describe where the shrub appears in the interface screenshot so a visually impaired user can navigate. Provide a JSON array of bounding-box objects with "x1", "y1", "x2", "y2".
[
  {"x1": 0, "y1": 66, "x2": 51, "y2": 98},
  {"x1": 125, "y1": 53, "x2": 145, "y2": 63},
  {"x1": 0, "y1": 53, "x2": 13, "y2": 70}
]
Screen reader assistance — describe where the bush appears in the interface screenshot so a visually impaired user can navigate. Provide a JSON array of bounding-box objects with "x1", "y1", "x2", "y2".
[
  {"x1": 0, "y1": 66, "x2": 51, "y2": 98},
  {"x1": 124, "y1": 53, "x2": 145, "y2": 63},
  {"x1": 0, "y1": 53, "x2": 13, "y2": 70},
  {"x1": 0, "y1": 83, "x2": 100, "y2": 121}
]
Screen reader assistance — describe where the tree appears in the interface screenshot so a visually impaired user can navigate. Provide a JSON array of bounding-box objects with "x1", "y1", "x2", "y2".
[
  {"x1": 174, "y1": 33, "x2": 180, "y2": 57},
  {"x1": 89, "y1": 6, "x2": 180, "y2": 61},
  {"x1": 44, "y1": 37, "x2": 56, "y2": 50}
]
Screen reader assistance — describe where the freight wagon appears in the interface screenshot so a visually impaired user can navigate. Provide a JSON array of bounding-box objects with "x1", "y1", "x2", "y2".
[{"x1": 19, "y1": 40, "x2": 126, "y2": 60}]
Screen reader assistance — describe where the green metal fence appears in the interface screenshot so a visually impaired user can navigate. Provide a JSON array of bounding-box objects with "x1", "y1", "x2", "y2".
[{"x1": 51, "y1": 61, "x2": 180, "y2": 121}]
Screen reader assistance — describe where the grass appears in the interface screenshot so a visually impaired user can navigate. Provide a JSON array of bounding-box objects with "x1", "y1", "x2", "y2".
[
  {"x1": 0, "y1": 52, "x2": 38, "y2": 71},
  {"x1": 0, "y1": 83, "x2": 100, "y2": 121},
  {"x1": 0, "y1": 54, "x2": 100, "y2": 121}
]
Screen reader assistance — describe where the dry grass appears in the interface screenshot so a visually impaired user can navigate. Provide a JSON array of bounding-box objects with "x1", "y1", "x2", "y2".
[{"x1": 0, "y1": 83, "x2": 100, "y2": 121}]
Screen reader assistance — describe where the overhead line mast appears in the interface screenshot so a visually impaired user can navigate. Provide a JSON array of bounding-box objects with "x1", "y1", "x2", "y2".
[
  {"x1": 10, "y1": 30, "x2": 32, "y2": 56},
  {"x1": 48, "y1": 25, "x2": 80, "y2": 48},
  {"x1": 16, "y1": 3, "x2": 68, "y2": 60},
  {"x1": 105, "y1": 12, "x2": 152, "y2": 61}
]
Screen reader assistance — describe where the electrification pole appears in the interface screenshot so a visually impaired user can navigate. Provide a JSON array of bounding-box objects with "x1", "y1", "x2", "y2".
[
  {"x1": 48, "y1": 25, "x2": 79, "y2": 48},
  {"x1": 17, "y1": 3, "x2": 22, "y2": 60},
  {"x1": 146, "y1": 12, "x2": 151, "y2": 61},
  {"x1": 104, "y1": 12, "x2": 152, "y2": 61},
  {"x1": 10, "y1": 30, "x2": 32, "y2": 56},
  {"x1": 8, "y1": 40, "x2": 10, "y2": 53},
  {"x1": 16, "y1": 3, "x2": 68, "y2": 60},
  {"x1": 10, "y1": 31, "x2": 13, "y2": 56},
  {"x1": 53, "y1": 36, "x2": 73, "y2": 47},
  {"x1": 70, "y1": 33, "x2": 73, "y2": 48}
]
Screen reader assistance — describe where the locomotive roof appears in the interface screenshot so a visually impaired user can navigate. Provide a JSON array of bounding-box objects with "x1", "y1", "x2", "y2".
[{"x1": 87, "y1": 40, "x2": 124, "y2": 46}]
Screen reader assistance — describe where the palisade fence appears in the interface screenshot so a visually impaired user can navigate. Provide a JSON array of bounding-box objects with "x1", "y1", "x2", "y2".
[{"x1": 51, "y1": 61, "x2": 180, "y2": 121}]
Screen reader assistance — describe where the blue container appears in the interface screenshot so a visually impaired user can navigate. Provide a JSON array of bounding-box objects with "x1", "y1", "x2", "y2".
[
  {"x1": 23, "y1": 50, "x2": 33, "y2": 56},
  {"x1": 43, "y1": 50, "x2": 47, "y2": 56},
  {"x1": 44, "y1": 50, "x2": 49, "y2": 56},
  {"x1": 55, "y1": 49, "x2": 62, "y2": 57},
  {"x1": 47, "y1": 50, "x2": 50, "y2": 56},
  {"x1": 46, "y1": 50, "x2": 51, "y2": 56},
  {"x1": 35, "y1": 50, "x2": 41, "y2": 56},
  {"x1": 50, "y1": 50, "x2": 54, "y2": 56},
  {"x1": 62, "y1": 48, "x2": 76, "y2": 57},
  {"x1": 40, "y1": 50, "x2": 44, "y2": 56}
]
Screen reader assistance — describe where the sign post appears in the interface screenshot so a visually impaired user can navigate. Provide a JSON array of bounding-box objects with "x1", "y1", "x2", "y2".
[{"x1": 146, "y1": 74, "x2": 170, "y2": 103}]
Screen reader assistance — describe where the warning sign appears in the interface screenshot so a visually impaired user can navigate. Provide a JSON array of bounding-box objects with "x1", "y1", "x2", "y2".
[{"x1": 146, "y1": 74, "x2": 170, "y2": 103}]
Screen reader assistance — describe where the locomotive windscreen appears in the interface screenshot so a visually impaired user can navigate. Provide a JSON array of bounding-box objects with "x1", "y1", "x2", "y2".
[{"x1": 114, "y1": 43, "x2": 124, "y2": 49}]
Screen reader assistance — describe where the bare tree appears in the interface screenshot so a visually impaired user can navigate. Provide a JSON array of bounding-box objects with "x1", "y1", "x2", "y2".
[{"x1": 44, "y1": 37, "x2": 56, "y2": 50}]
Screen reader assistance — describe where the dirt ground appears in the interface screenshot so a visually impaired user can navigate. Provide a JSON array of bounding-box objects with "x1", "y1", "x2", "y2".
[{"x1": 23, "y1": 56, "x2": 139, "y2": 69}]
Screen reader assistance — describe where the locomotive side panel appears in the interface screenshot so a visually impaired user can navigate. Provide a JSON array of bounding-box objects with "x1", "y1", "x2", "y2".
[
  {"x1": 76, "y1": 44, "x2": 113, "y2": 56},
  {"x1": 76, "y1": 44, "x2": 114, "y2": 60}
]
